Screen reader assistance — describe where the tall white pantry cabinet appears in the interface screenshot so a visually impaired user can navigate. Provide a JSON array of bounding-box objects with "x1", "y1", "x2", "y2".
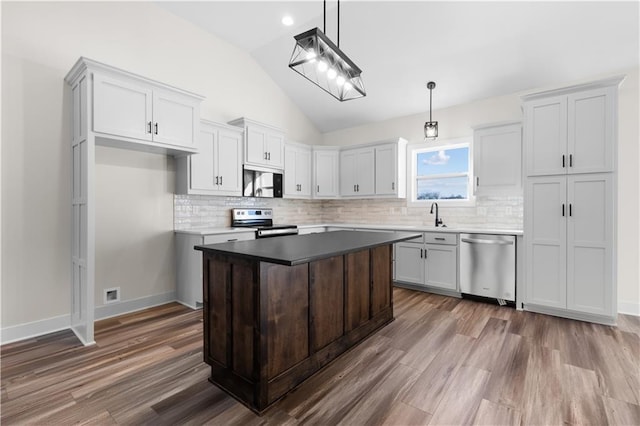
[
  {"x1": 522, "y1": 76, "x2": 624, "y2": 325},
  {"x1": 65, "y1": 58, "x2": 204, "y2": 345}
]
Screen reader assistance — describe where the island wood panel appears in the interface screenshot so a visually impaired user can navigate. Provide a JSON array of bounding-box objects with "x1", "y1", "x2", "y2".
[
  {"x1": 371, "y1": 245, "x2": 392, "y2": 316},
  {"x1": 309, "y1": 256, "x2": 345, "y2": 352},
  {"x1": 231, "y1": 262, "x2": 255, "y2": 380},
  {"x1": 206, "y1": 256, "x2": 230, "y2": 366},
  {"x1": 345, "y1": 250, "x2": 371, "y2": 332},
  {"x1": 264, "y1": 263, "x2": 310, "y2": 379}
]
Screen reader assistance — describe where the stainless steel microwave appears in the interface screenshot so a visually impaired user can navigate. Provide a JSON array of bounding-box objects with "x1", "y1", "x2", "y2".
[{"x1": 243, "y1": 168, "x2": 283, "y2": 198}]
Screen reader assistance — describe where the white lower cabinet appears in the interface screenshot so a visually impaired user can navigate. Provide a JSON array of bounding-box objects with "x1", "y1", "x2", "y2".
[
  {"x1": 176, "y1": 231, "x2": 255, "y2": 309},
  {"x1": 395, "y1": 233, "x2": 458, "y2": 292},
  {"x1": 524, "y1": 173, "x2": 614, "y2": 319}
]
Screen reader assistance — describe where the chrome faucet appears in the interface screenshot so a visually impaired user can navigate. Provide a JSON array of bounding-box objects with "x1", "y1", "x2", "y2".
[{"x1": 430, "y1": 202, "x2": 444, "y2": 227}]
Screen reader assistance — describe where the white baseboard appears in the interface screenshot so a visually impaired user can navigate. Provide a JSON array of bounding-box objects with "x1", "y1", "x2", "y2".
[
  {"x1": 94, "y1": 291, "x2": 177, "y2": 321},
  {"x1": 618, "y1": 300, "x2": 640, "y2": 316},
  {"x1": 1, "y1": 314, "x2": 71, "y2": 345},
  {"x1": 1, "y1": 291, "x2": 177, "y2": 346}
]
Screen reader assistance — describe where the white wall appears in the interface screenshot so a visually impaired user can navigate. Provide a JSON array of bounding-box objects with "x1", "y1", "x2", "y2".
[
  {"x1": 323, "y1": 68, "x2": 640, "y2": 315},
  {"x1": 1, "y1": 1, "x2": 321, "y2": 331}
]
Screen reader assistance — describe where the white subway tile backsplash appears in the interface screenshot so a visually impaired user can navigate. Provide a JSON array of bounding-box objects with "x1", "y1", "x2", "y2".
[{"x1": 174, "y1": 195, "x2": 523, "y2": 231}]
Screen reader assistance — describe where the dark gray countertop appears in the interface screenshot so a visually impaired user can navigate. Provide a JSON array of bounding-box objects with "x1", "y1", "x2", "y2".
[{"x1": 194, "y1": 230, "x2": 421, "y2": 266}]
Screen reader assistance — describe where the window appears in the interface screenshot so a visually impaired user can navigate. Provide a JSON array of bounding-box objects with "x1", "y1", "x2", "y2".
[{"x1": 409, "y1": 138, "x2": 474, "y2": 205}]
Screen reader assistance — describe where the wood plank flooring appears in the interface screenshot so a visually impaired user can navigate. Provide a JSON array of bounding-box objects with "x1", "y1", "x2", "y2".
[{"x1": 2, "y1": 288, "x2": 639, "y2": 425}]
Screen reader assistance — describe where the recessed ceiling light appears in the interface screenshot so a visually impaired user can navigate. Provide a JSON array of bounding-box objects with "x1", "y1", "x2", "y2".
[{"x1": 282, "y1": 15, "x2": 294, "y2": 26}]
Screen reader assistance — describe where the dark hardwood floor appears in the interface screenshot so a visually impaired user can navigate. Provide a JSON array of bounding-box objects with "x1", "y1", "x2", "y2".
[{"x1": 2, "y1": 288, "x2": 639, "y2": 425}]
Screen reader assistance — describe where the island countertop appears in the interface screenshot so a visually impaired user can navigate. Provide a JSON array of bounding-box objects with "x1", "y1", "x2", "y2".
[{"x1": 194, "y1": 230, "x2": 421, "y2": 266}]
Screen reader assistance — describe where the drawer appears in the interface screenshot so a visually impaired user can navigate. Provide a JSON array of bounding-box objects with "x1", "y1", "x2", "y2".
[
  {"x1": 424, "y1": 232, "x2": 457, "y2": 245},
  {"x1": 204, "y1": 232, "x2": 255, "y2": 245}
]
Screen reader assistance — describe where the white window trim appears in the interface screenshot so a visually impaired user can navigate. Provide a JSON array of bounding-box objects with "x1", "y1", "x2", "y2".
[{"x1": 407, "y1": 137, "x2": 476, "y2": 207}]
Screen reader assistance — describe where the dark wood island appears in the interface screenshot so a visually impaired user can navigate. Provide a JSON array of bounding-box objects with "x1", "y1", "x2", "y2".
[{"x1": 194, "y1": 230, "x2": 420, "y2": 413}]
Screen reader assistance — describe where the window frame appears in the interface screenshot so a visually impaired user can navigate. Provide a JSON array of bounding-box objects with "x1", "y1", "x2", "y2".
[{"x1": 407, "y1": 137, "x2": 475, "y2": 207}]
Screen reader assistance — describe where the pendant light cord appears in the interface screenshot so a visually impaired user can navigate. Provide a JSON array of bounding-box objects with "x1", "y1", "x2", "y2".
[
  {"x1": 338, "y1": 0, "x2": 340, "y2": 48},
  {"x1": 323, "y1": 0, "x2": 326, "y2": 34},
  {"x1": 429, "y1": 86, "x2": 433, "y2": 122}
]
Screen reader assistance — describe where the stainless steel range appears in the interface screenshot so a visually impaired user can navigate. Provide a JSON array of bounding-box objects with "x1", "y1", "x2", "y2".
[{"x1": 231, "y1": 208, "x2": 298, "y2": 238}]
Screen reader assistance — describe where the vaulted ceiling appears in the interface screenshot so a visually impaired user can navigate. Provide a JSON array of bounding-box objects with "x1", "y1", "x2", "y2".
[{"x1": 157, "y1": 1, "x2": 639, "y2": 132}]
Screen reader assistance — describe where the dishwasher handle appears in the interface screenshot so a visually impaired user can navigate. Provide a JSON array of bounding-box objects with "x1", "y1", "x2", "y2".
[{"x1": 461, "y1": 237, "x2": 514, "y2": 245}]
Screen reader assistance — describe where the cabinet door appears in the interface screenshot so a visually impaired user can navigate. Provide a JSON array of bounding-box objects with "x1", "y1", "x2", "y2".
[
  {"x1": 474, "y1": 124, "x2": 522, "y2": 195},
  {"x1": 152, "y1": 90, "x2": 198, "y2": 147},
  {"x1": 375, "y1": 144, "x2": 397, "y2": 195},
  {"x1": 424, "y1": 244, "x2": 458, "y2": 290},
  {"x1": 190, "y1": 128, "x2": 216, "y2": 191},
  {"x1": 314, "y1": 150, "x2": 339, "y2": 197},
  {"x1": 566, "y1": 174, "x2": 613, "y2": 316},
  {"x1": 524, "y1": 176, "x2": 567, "y2": 308},
  {"x1": 568, "y1": 87, "x2": 615, "y2": 174},
  {"x1": 340, "y1": 150, "x2": 358, "y2": 195},
  {"x1": 93, "y1": 74, "x2": 152, "y2": 141},
  {"x1": 356, "y1": 148, "x2": 375, "y2": 195},
  {"x1": 394, "y1": 242, "x2": 424, "y2": 284},
  {"x1": 296, "y1": 148, "x2": 311, "y2": 196},
  {"x1": 246, "y1": 126, "x2": 267, "y2": 165},
  {"x1": 524, "y1": 96, "x2": 567, "y2": 176},
  {"x1": 284, "y1": 145, "x2": 298, "y2": 196},
  {"x1": 266, "y1": 132, "x2": 284, "y2": 168},
  {"x1": 216, "y1": 129, "x2": 243, "y2": 195}
]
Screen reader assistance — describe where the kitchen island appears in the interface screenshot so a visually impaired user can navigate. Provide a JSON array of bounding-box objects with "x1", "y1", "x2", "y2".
[{"x1": 195, "y1": 230, "x2": 420, "y2": 413}]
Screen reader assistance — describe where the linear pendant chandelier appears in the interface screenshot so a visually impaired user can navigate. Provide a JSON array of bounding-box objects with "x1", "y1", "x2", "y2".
[{"x1": 288, "y1": 0, "x2": 366, "y2": 101}]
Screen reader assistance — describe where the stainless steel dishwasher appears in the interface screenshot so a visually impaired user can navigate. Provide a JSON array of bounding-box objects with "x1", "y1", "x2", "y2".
[{"x1": 459, "y1": 233, "x2": 515, "y2": 303}]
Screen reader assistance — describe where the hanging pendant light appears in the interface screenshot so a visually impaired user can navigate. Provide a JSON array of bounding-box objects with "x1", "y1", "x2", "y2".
[
  {"x1": 424, "y1": 81, "x2": 438, "y2": 139},
  {"x1": 289, "y1": 0, "x2": 366, "y2": 101}
]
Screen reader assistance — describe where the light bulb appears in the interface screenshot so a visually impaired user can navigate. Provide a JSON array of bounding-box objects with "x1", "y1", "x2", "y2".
[
  {"x1": 327, "y1": 68, "x2": 337, "y2": 79},
  {"x1": 306, "y1": 50, "x2": 317, "y2": 60},
  {"x1": 344, "y1": 82, "x2": 353, "y2": 91},
  {"x1": 336, "y1": 75, "x2": 346, "y2": 86},
  {"x1": 317, "y1": 61, "x2": 328, "y2": 72}
]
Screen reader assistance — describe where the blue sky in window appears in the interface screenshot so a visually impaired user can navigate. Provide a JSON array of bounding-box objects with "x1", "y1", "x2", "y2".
[{"x1": 417, "y1": 147, "x2": 469, "y2": 176}]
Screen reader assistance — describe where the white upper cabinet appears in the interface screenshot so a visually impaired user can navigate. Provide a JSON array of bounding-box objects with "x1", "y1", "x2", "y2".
[
  {"x1": 87, "y1": 60, "x2": 202, "y2": 154},
  {"x1": 523, "y1": 80, "x2": 618, "y2": 177},
  {"x1": 93, "y1": 74, "x2": 153, "y2": 142},
  {"x1": 313, "y1": 147, "x2": 339, "y2": 198},
  {"x1": 284, "y1": 142, "x2": 311, "y2": 199},
  {"x1": 176, "y1": 120, "x2": 243, "y2": 196},
  {"x1": 340, "y1": 147, "x2": 375, "y2": 196},
  {"x1": 374, "y1": 139, "x2": 407, "y2": 197},
  {"x1": 473, "y1": 122, "x2": 522, "y2": 196},
  {"x1": 228, "y1": 118, "x2": 284, "y2": 170}
]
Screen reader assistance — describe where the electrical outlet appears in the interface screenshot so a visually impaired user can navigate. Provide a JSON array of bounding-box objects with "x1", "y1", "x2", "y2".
[{"x1": 104, "y1": 287, "x2": 120, "y2": 304}]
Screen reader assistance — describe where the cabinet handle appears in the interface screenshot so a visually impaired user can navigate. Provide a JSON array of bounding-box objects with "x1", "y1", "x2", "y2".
[
  {"x1": 392, "y1": 182, "x2": 395, "y2": 190},
  {"x1": 268, "y1": 152, "x2": 271, "y2": 160},
  {"x1": 569, "y1": 203, "x2": 572, "y2": 217},
  {"x1": 226, "y1": 238, "x2": 238, "y2": 242},
  {"x1": 215, "y1": 176, "x2": 219, "y2": 185},
  {"x1": 147, "y1": 121, "x2": 152, "y2": 134},
  {"x1": 357, "y1": 184, "x2": 360, "y2": 192},
  {"x1": 219, "y1": 176, "x2": 223, "y2": 186},
  {"x1": 264, "y1": 152, "x2": 268, "y2": 160},
  {"x1": 424, "y1": 249, "x2": 427, "y2": 258},
  {"x1": 420, "y1": 249, "x2": 423, "y2": 258},
  {"x1": 354, "y1": 184, "x2": 357, "y2": 192},
  {"x1": 476, "y1": 176, "x2": 480, "y2": 187},
  {"x1": 435, "y1": 237, "x2": 445, "y2": 241},
  {"x1": 154, "y1": 123, "x2": 158, "y2": 135},
  {"x1": 562, "y1": 155, "x2": 565, "y2": 168},
  {"x1": 562, "y1": 203, "x2": 565, "y2": 217},
  {"x1": 569, "y1": 154, "x2": 573, "y2": 167},
  {"x1": 317, "y1": 185, "x2": 320, "y2": 193}
]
